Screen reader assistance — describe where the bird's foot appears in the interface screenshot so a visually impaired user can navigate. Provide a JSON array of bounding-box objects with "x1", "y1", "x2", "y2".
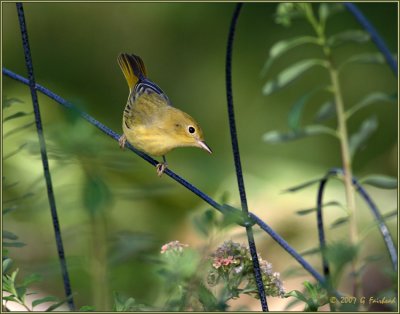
[
  {"x1": 119, "y1": 134, "x2": 127, "y2": 149},
  {"x1": 156, "y1": 162, "x2": 168, "y2": 177}
]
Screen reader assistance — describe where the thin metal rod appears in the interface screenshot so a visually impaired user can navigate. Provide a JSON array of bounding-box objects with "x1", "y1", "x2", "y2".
[{"x1": 15, "y1": 3, "x2": 75, "y2": 310}]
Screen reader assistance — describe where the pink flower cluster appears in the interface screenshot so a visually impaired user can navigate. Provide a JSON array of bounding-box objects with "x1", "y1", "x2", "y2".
[
  {"x1": 160, "y1": 240, "x2": 189, "y2": 254},
  {"x1": 212, "y1": 255, "x2": 236, "y2": 269}
]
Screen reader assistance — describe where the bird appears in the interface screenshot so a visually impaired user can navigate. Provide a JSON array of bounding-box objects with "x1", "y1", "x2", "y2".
[{"x1": 117, "y1": 53, "x2": 212, "y2": 176}]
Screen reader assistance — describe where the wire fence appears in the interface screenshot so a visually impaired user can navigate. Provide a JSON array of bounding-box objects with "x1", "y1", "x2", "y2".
[{"x1": 3, "y1": 2, "x2": 397, "y2": 311}]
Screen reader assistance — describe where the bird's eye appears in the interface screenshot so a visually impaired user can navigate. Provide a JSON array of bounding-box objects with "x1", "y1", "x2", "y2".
[{"x1": 188, "y1": 126, "x2": 196, "y2": 134}]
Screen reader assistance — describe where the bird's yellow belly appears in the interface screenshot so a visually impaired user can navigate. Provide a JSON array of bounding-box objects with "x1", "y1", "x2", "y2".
[{"x1": 123, "y1": 123, "x2": 174, "y2": 156}]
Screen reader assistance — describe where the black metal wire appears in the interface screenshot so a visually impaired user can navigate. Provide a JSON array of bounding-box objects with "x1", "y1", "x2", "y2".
[
  {"x1": 4, "y1": 65, "x2": 331, "y2": 295},
  {"x1": 225, "y1": 3, "x2": 269, "y2": 311},
  {"x1": 316, "y1": 168, "x2": 397, "y2": 278},
  {"x1": 344, "y1": 2, "x2": 397, "y2": 76},
  {"x1": 15, "y1": 3, "x2": 75, "y2": 310}
]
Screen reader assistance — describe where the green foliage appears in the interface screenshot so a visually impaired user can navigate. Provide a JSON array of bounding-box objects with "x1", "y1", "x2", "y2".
[
  {"x1": 359, "y1": 174, "x2": 398, "y2": 189},
  {"x1": 263, "y1": 2, "x2": 397, "y2": 310},
  {"x1": 285, "y1": 281, "x2": 328, "y2": 311}
]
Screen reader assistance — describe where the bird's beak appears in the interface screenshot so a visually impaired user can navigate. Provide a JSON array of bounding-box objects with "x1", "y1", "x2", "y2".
[{"x1": 197, "y1": 140, "x2": 212, "y2": 154}]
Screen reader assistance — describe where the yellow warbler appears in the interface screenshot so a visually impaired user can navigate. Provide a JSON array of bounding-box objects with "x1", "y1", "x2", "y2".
[{"x1": 117, "y1": 53, "x2": 212, "y2": 176}]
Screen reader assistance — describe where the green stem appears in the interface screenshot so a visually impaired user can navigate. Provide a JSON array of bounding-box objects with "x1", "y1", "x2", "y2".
[{"x1": 304, "y1": 3, "x2": 360, "y2": 299}]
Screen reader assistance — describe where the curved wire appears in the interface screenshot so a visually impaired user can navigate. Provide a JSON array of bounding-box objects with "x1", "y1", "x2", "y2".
[
  {"x1": 225, "y1": 3, "x2": 269, "y2": 311},
  {"x1": 316, "y1": 168, "x2": 397, "y2": 280},
  {"x1": 344, "y1": 2, "x2": 398, "y2": 76}
]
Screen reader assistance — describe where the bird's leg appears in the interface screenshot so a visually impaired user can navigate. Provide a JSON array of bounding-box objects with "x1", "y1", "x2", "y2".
[
  {"x1": 156, "y1": 155, "x2": 168, "y2": 177},
  {"x1": 119, "y1": 134, "x2": 127, "y2": 149}
]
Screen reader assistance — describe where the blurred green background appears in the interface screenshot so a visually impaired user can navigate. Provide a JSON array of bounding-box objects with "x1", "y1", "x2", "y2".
[{"x1": 2, "y1": 2, "x2": 397, "y2": 311}]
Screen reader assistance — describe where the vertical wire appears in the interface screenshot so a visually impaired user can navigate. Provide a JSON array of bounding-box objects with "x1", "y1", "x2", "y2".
[
  {"x1": 225, "y1": 3, "x2": 269, "y2": 311},
  {"x1": 15, "y1": 3, "x2": 75, "y2": 310}
]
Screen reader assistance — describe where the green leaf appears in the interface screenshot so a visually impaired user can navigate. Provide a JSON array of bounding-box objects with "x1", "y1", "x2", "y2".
[
  {"x1": 3, "y1": 111, "x2": 32, "y2": 123},
  {"x1": 318, "y1": 3, "x2": 344, "y2": 24},
  {"x1": 338, "y1": 52, "x2": 386, "y2": 72},
  {"x1": 330, "y1": 216, "x2": 349, "y2": 229},
  {"x1": 113, "y1": 292, "x2": 139, "y2": 311},
  {"x1": 32, "y1": 296, "x2": 59, "y2": 308},
  {"x1": 382, "y1": 210, "x2": 397, "y2": 220},
  {"x1": 263, "y1": 125, "x2": 338, "y2": 143},
  {"x1": 318, "y1": 3, "x2": 330, "y2": 24},
  {"x1": 300, "y1": 247, "x2": 321, "y2": 257},
  {"x1": 285, "y1": 290, "x2": 309, "y2": 303},
  {"x1": 3, "y1": 122, "x2": 35, "y2": 139},
  {"x1": 3, "y1": 205, "x2": 18, "y2": 215},
  {"x1": 261, "y1": 36, "x2": 321, "y2": 76},
  {"x1": 346, "y1": 92, "x2": 397, "y2": 119},
  {"x1": 288, "y1": 86, "x2": 328, "y2": 130},
  {"x1": 2, "y1": 97, "x2": 24, "y2": 109},
  {"x1": 3, "y1": 241, "x2": 26, "y2": 248},
  {"x1": 359, "y1": 175, "x2": 397, "y2": 189},
  {"x1": 327, "y1": 30, "x2": 370, "y2": 47},
  {"x1": 314, "y1": 100, "x2": 336, "y2": 122},
  {"x1": 3, "y1": 230, "x2": 18, "y2": 240},
  {"x1": 3, "y1": 143, "x2": 28, "y2": 160},
  {"x1": 296, "y1": 201, "x2": 342, "y2": 216},
  {"x1": 83, "y1": 174, "x2": 112, "y2": 215},
  {"x1": 198, "y1": 282, "x2": 223, "y2": 311},
  {"x1": 221, "y1": 204, "x2": 255, "y2": 227},
  {"x1": 3, "y1": 258, "x2": 13, "y2": 274},
  {"x1": 80, "y1": 305, "x2": 96, "y2": 311},
  {"x1": 45, "y1": 298, "x2": 70, "y2": 312},
  {"x1": 263, "y1": 59, "x2": 327, "y2": 95},
  {"x1": 283, "y1": 177, "x2": 324, "y2": 193},
  {"x1": 21, "y1": 273, "x2": 42, "y2": 288},
  {"x1": 349, "y1": 116, "x2": 378, "y2": 158}
]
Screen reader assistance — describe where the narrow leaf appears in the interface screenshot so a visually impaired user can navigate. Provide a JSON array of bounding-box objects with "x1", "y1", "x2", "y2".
[
  {"x1": 346, "y1": 92, "x2": 397, "y2": 119},
  {"x1": 327, "y1": 30, "x2": 370, "y2": 47},
  {"x1": 283, "y1": 177, "x2": 324, "y2": 193},
  {"x1": 296, "y1": 201, "x2": 342, "y2": 216},
  {"x1": 359, "y1": 175, "x2": 397, "y2": 189},
  {"x1": 263, "y1": 125, "x2": 337, "y2": 144},
  {"x1": 349, "y1": 116, "x2": 378, "y2": 158},
  {"x1": 330, "y1": 216, "x2": 349, "y2": 229},
  {"x1": 3, "y1": 111, "x2": 32, "y2": 123},
  {"x1": 300, "y1": 247, "x2": 321, "y2": 256},
  {"x1": 3, "y1": 258, "x2": 13, "y2": 273},
  {"x1": 318, "y1": 3, "x2": 330, "y2": 24},
  {"x1": 263, "y1": 59, "x2": 327, "y2": 95},
  {"x1": 339, "y1": 52, "x2": 386, "y2": 72},
  {"x1": 198, "y1": 282, "x2": 221, "y2": 311},
  {"x1": 32, "y1": 296, "x2": 59, "y2": 308},
  {"x1": 318, "y1": 3, "x2": 344, "y2": 25},
  {"x1": 3, "y1": 143, "x2": 28, "y2": 160},
  {"x1": 288, "y1": 86, "x2": 328, "y2": 130},
  {"x1": 80, "y1": 305, "x2": 96, "y2": 311},
  {"x1": 303, "y1": 125, "x2": 339, "y2": 138},
  {"x1": 3, "y1": 241, "x2": 26, "y2": 248},
  {"x1": 4, "y1": 122, "x2": 35, "y2": 139},
  {"x1": 2, "y1": 97, "x2": 24, "y2": 109},
  {"x1": 314, "y1": 100, "x2": 336, "y2": 122},
  {"x1": 382, "y1": 210, "x2": 397, "y2": 220},
  {"x1": 3, "y1": 230, "x2": 18, "y2": 240},
  {"x1": 21, "y1": 273, "x2": 42, "y2": 287},
  {"x1": 261, "y1": 36, "x2": 321, "y2": 75}
]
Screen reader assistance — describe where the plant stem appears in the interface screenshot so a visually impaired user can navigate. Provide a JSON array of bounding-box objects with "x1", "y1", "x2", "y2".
[
  {"x1": 304, "y1": 4, "x2": 360, "y2": 298},
  {"x1": 327, "y1": 63, "x2": 360, "y2": 297}
]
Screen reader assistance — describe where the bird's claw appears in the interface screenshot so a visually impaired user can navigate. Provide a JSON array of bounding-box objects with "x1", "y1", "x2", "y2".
[
  {"x1": 119, "y1": 134, "x2": 127, "y2": 149},
  {"x1": 156, "y1": 162, "x2": 168, "y2": 177}
]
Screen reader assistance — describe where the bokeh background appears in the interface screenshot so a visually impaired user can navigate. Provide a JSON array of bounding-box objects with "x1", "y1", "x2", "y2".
[{"x1": 2, "y1": 2, "x2": 397, "y2": 311}]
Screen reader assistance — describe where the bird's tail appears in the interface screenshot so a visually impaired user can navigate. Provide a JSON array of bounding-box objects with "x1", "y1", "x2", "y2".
[{"x1": 117, "y1": 53, "x2": 148, "y2": 91}]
